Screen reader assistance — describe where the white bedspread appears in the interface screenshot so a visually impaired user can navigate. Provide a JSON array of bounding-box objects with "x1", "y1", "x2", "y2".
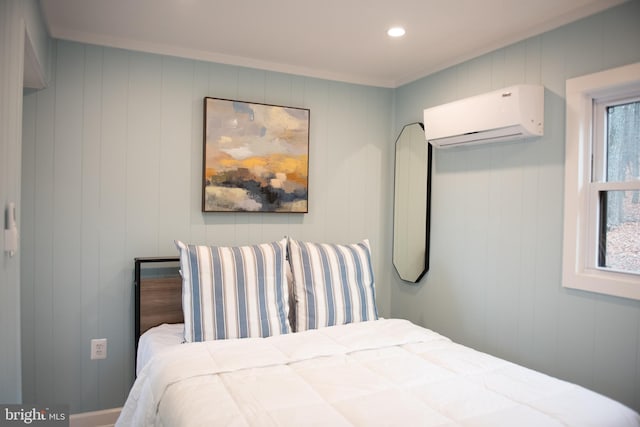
[
  {"x1": 136, "y1": 323, "x2": 184, "y2": 376},
  {"x1": 118, "y1": 319, "x2": 640, "y2": 427}
]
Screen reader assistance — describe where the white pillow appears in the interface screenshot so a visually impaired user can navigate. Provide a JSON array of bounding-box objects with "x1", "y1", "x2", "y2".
[
  {"x1": 175, "y1": 239, "x2": 291, "y2": 342},
  {"x1": 287, "y1": 239, "x2": 378, "y2": 331}
]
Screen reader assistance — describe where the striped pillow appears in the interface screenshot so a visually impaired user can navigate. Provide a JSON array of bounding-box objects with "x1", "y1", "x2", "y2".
[
  {"x1": 287, "y1": 239, "x2": 378, "y2": 331},
  {"x1": 175, "y1": 239, "x2": 291, "y2": 342}
]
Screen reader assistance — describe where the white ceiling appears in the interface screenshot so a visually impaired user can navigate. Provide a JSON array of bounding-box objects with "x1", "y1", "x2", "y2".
[{"x1": 40, "y1": 0, "x2": 625, "y2": 88}]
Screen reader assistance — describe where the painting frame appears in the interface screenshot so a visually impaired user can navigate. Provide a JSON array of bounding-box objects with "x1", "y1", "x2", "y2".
[{"x1": 202, "y1": 97, "x2": 310, "y2": 213}]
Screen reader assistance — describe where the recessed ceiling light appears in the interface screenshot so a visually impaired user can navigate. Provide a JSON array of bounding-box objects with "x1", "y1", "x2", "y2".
[{"x1": 387, "y1": 27, "x2": 406, "y2": 38}]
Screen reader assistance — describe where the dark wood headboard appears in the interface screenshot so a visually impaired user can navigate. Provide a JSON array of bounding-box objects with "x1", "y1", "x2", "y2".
[{"x1": 134, "y1": 257, "x2": 182, "y2": 353}]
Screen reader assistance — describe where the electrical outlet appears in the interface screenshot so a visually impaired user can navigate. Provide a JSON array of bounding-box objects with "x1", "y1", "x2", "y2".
[{"x1": 91, "y1": 338, "x2": 107, "y2": 360}]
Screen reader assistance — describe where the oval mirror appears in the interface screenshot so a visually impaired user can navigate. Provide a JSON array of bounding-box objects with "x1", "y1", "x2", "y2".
[{"x1": 393, "y1": 122, "x2": 432, "y2": 283}]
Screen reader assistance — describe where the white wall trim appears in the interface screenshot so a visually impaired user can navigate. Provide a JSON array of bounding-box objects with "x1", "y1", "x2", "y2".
[
  {"x1": 562, "y1": 61, "x2": 640, "y2": 300},
  {"x1": 69, "y1": 408, "x2": 121, "y2": 427}
]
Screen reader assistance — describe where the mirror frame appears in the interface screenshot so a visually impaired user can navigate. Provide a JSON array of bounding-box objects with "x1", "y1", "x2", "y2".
[{"x1": 392, "y1": 122, "x2": 433, "y2": 283}]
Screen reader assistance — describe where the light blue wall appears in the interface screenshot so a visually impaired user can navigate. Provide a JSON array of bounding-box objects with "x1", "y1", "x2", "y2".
[
  {"x1": 17, "y1": 0, "x2": 640, "y2": 415},
  {"x1": 392, "y1": 0, "x2": 640, "y2": 412},
  {"x1": 0, "y1": 0, "x2": 49, "y2": 404},
  {"x1": 21, "y1": 41, "x2": 394, "y2": 413}
]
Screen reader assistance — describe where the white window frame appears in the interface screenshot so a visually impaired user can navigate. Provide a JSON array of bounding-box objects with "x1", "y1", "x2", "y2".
[{"x1": 563, "y1": 62, "x2": 640, "y2": 300}]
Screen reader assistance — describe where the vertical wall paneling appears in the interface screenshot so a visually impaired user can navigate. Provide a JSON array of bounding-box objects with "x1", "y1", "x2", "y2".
[
  {"x1": 487, "y1": 43, "x2": 528, "y2": 362},
  {"x1": 392, "y1": 1, "x2": 640, "y2": 411},
  {"x1": 122, "y1": 51, "x2": 163, "y2": 396},
  {"x1": 30, "y1": 43, "x2": 56, "y2": 405},
  {"x1": 20, "y1": 92, "x2": 37, "y2": 402},
  {"x1": 188, "y1": 61, "x2": 209, "y2": 240},
  {"x1": 324, "y1": 82, "x2": 352, "y2": 239},
  {"x1": 125, "y1": 52, "x2": 162, "y2": 259},
  {"x1": 52, "y1": 40, "x2": 84, "y2": 411},
  {"x1": 460, "y1": 146, "x2": 491, "y2": 350},
  {"x1": 21, "y1": 40, "x2": 393, "y2": 412},
  {"x1": 296, "y1": 78, "x2": 330, "y2": 242},
  {"x1": 345, "y1": 86, "x2": 369, "y2": 240},
  {"x1": 515, "y1": 35, "x2": 543, "y2": 366},
  {"x1": 80, "y1": 44, "x2": 103, "y2": 411},
  {"x1": 157, "y1": 57, "x2": 194, "y2": 254},
  {"x1": 0, "y1": 0, "x2": 25, "y2": 404},
  {"x1": 592, "y1": 299, "x2": 639, "y2": 406},
  {"x1": 3, "y1": 0, "x2": 49, "y2": 405},
  {"x1": 98, "y1": 47, "x2": 130, "y2": 410},
  {"x1": 602, "y1": 4, "x2": 640, "y2": 68}
]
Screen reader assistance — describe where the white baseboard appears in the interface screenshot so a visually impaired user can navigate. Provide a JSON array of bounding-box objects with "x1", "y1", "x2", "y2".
[{"x1": 69, "y1": 407, "x2": 121, "y2": 427}]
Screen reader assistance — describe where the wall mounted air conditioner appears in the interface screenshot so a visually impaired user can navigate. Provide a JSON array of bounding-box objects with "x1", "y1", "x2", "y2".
[{"x1": 423, "y1": 84, "x2": 544, "y2": 148}]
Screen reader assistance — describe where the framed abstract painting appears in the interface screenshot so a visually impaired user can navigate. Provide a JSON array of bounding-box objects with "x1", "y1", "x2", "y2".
[{"x1": 202, "y1": 97, "x2": 310, "y2": 213}]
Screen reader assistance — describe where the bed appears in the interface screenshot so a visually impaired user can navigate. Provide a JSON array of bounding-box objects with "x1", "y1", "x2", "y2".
[{"x1": 117, "y1": 238, "x2": 640, "y2": 426}]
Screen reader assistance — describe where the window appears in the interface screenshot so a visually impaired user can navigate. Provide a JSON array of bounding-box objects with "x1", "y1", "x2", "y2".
[
  {"x1": 594, "y1": 97, "x2": 640, "y2": 274},
  {"x1": 563, "y1": 62, "x2": 640, "y2": 300}
]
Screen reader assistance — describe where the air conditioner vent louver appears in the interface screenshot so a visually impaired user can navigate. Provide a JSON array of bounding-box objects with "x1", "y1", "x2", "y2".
[{"x1": 424, "y1": 84, "x2": 544, "y2": 148}]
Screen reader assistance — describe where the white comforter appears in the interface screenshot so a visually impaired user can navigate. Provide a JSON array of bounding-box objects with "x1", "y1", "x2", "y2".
[{"x1": 117, "y1": 319, "x2": 640, "y2": 426}]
